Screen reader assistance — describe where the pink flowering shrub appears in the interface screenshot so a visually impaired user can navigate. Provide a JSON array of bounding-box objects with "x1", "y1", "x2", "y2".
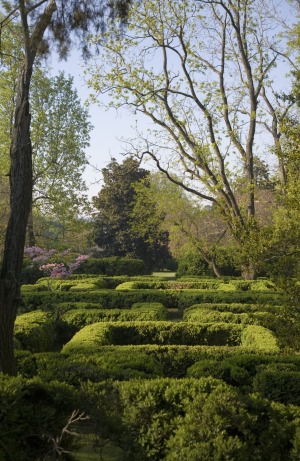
[{"x1": 24, "y1": 247, "x2": 89, "y2": 278}]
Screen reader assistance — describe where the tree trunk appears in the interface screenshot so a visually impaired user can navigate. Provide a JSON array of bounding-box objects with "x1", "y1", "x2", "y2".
[
  {"x1": 241, "y1": 263, "x2": 256, "y2": 280},
  {"x1": 0, "y1": 59, "x2": 33, "y2": 375},
  {"x1": 27, "y1": 205, "x2": 36, "y2": 247},
  {"x1": 0, "y1": 0, "x2": 57, "y2": 375}
]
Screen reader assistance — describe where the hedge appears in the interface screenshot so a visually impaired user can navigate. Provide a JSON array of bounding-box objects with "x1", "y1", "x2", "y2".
[
  {"x1": 14, "y1": 310, "x2": 56, "y2": 352},
  {"x1": 21, "y1": 288, "x2": 281, "y2": 313},
  {"x1": 177, "y1": 290, "x2": 281, "y2": 310},
  {"x1": 183, "y1": 307, "x2": 271, "y2": 326},
  {"x1": 241, "y1": 325, "x2": 279, "y2": 352},
  {"x1": 84, "y1": 378, "x2": 300, "y2": 461},
  {"x1": 184, "y1": 302, "x2": 274, "y2": 314},
  {"x1": 74, "y1": 256, "x2": 148, "y2": 276},
  {"x1": 61, "y1": 303, "x2": 168, "y2": 331},
  {"x1": 0, "y1": 375, "x2": 78, "y2": 461},
  {"x1": 62, "y1": 321, "x2": 246, "y2": 353},
  {"x1": 21, "y1": 289, "x2": 172, "y2": 311}
]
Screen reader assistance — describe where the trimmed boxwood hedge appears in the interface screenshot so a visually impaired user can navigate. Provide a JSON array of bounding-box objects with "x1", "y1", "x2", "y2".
[
  {"x1": 21, "y1": 288, "x2": 281, "y2": 313},
  {"x1": 74, "y1": 256, "x2": 148, "y2": 275},
  {"x1": 61, "y1": 303, "x2": 168, "y2": 331},
  {"x1": 14, "y1": 310, "x2": 56, "y2": 352},
  {"x1": 62, "y1": 321, "x2": 279, "y2": 354},
  {"x1": 61, "y1": 322, "x2": 241, "y2": 353},
  {"x1": 183, "y1": 307, "x2": 271, "y2": 326}
]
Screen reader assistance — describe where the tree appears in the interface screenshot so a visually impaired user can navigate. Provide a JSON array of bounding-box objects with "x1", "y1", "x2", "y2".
[
  {"x1": 93, "y1": 157, "x2": 171, "y2": 270},
  {"x1": 0, "y1": 0, "x2": 132, "y2": 375},
  {"x1": 29, "y1": 70, "x2": 92, "y2": 246},
  {"x1": 86, "y1": 0, "x2": 295, "y2": 279}
]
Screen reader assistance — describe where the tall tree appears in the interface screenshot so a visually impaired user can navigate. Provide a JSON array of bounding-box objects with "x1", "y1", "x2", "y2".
[
  {"x1": 29, "y1": 70, "x2": 92, "y2": 246},
  {"x1": 0, "y1": 0, "x2": 132, "y2": 375},
  {"x1": 86, "y1": 0, "x2": 295, "y2": 279},
  {"x1": 93, "y1": 157, "x2": 171, "y2": 270}
]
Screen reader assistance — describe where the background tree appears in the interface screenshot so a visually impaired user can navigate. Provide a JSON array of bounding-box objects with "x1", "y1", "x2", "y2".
[
  {"x1": 0, "y1": 0, "x2": 132, "y2": 375},
  {"x1": 86, "y1": 0, "x2": 295, "y2": 279},
  {"x1": 93, "y1": 157, "x2": 171, "y2": 271},
  {"x1": 29, "y1": 70, "x2": 92, "y2": 247}
]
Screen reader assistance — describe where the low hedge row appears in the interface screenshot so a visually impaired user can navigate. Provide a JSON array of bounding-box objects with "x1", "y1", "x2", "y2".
[
  {"x1": 16, "y1": 347, "x2": 300, "y2": 394},
  {"x1": 115, "y1": 279, "x2": 276, "y2": 291},
  {"x1": 61, "y1": 303, "x2": 168, "y2": 332},
  {"x1": 21, "y1": 289, "x2": 281, "y2": 312},
  {"x1": 183, "y1": 307, "x2": 271, "y2": 326},
  {"x1": 14, "y1": 310, "x2": 57, "y2": 352},
  {"x1": 62, "y1": 321, "x2": 244, "y2": 352},
  {"x1": 184, "y1": 302, "x2": 274, "y2": 314},
  {"x1": 61, "y1": 321, "x2": 278, "y2": 354},
  {"x1": 74, "y1": 256, "x2": 148, "y2": 275}
]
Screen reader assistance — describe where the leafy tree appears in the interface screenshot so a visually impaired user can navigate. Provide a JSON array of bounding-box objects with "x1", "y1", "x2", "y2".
[
  {"x1": 93, "y1": 157, "x2": 171, "y2": 270},
  {"x1": 86, "y1": 0, "x2": 295, "y2": 279},
  {"x1": 0, "y1": 0, "x2": 132, "y2": 375},
  {"x1": 29, "y1": 70, "x2": 92, "y2": 246}
]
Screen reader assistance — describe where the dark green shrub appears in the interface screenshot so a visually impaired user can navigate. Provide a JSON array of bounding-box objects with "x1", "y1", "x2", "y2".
[
  {"x1": 176, "y1": 253, "x2": 213, "y2": 277},
  {"x1": 16, "y1": 350, "x2": 165, "y2": 385},
  {"x1": 74, "y1": 256, "x2": 148, "y2": 275},
  {"x1": 84, "y1": 378, "x2": 300, "y2": 461},
  {"x1": 14, "y1": 310, "x2": 56, "y2": 352},
  {"x1": 0, "y1": 375, "x2": 78, "y2": 461},
  {"x1": 253, "y1": 370, "x2": 300, "y2": 405}
]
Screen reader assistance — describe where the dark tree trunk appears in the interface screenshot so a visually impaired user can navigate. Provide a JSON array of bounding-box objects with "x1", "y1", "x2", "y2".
[
  {"x1": 27, "y1": 205, "x2": 36, "y2": 247},
  {"x1": 0, "y1": 59, "x2": 33, "y2": 375},
  {"x1": 0, "y1": 0, "x2": 57, "y2": 375}
]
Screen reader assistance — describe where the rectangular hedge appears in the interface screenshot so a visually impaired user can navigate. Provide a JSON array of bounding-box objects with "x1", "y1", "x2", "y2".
[{"x1": 21, "y1": 289, "x2": 281, "y2": 312}]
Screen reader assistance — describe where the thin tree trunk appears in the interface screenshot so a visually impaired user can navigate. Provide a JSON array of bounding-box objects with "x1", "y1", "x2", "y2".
[{"x1": 0, "y1": 0, "x2": 57, "y2": 375}]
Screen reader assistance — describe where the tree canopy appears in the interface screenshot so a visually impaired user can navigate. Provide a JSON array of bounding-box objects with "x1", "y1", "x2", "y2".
[{"x1": 86, "y1": 0, "x2": 297, "y2": 278}]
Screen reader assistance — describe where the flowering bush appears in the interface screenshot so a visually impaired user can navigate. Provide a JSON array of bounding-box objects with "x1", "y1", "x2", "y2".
[{"x1": 24, "y1": 247, "x2": 89, "y2": 278}]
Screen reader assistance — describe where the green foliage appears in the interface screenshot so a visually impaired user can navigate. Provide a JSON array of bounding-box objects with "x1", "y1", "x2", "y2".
[
  {"x1": 165, "y1": 385, "x2": 300, "y2": 461},
  {"x1": 253, "y1": 370, "x2": 300, "y2": 406},
  {"x1": 183, "y1": 308, "x2": 270, "y2": 326},
  {"x1": 84, "y1": 378, "x2": 300, "y2": 461},
  {"x1": 61, "y1": 303, "x2": 167, "y2": 331},
  {"x1": 0, "y1": 374, "x2": 78, "y2": 461},
  {"x1": 14, "y1": 310, "x2": 56, "y2": 352},
  {"x1": 92, "y1": 157, "x2": 171, "y2": 270},
  {"x1": 62, "y1": 321, "x2": 245, "y2": 353},
  {"x1": 75, "y1": 256, "x2": 147, "y2": 276},
  {"x1": 241, "y1": 325, "x2": 279, "y2": 352}
]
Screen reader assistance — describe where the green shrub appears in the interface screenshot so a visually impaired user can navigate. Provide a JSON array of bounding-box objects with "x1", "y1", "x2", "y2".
[
  {"x1": 178, "y1": 290, "x2": 281, "y2": 310},
  {"x1": 253, "y1": 370, "x2": 300, "y2": 405},
  {"x1": 183, "y1": 307, "x2": 270, "y2": 326},
  {"x1": 61, "y1": 303, "x2": 167, "y2": 330},
  {"x1": 184, "y1": 302, "x2": 273, "y2": 314},
  {"x1": 14, "y1": 310, "x2": 56, "y2": 352},
  {"x1": 21, "y1": 289, "x2": 172, "y2": 311},
  {"x1": 165, "y1": 385, "x2": 300, "y2": 461},
  {"x1": 84, "y1": 378, "x2": 300, "y2": 461},
  {"x1": 0, "y1": 375, "x2": 78, "y2": 461},
  {"x1": 17, "y1": 350, "x2": 165, "y2": 384},
  {"x1": 74, "y1": 256, "x2": 148, "y2": 276},
  {"x1": 241, "y1": 325, "x2": 279, "y2": 352},
  {"x1": 62, "y1": 321, "x2": 244, "y2": 353}
]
